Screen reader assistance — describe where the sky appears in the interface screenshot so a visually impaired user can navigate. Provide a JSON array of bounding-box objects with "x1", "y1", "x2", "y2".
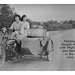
[{"x1": 10, "y1": 4, "x2": 75, "y2": 22}]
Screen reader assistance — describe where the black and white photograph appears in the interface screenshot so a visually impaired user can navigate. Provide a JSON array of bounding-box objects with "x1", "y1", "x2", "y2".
[{"x1": 0, "y1": 3, "x2": 75, "y2": 71}]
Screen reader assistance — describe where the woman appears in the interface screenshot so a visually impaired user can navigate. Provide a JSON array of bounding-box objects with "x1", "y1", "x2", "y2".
[
  {"x1": 9, "y1": 14, "x2": 22, "y2": 58},
  {"x1": 21, "y1": 15, "x2": 30, "y2": 38},
  {"x1": 10, "y1": 14, "x2": 22, "y2": 38}
]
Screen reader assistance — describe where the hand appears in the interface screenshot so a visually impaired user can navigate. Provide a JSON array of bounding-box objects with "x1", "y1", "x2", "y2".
[
  {"x1": 7, "y1": 29, "x2": 13, "y2": 34},
  {"x1": 18, "y1": 32, "x2": 21, "y2": 35}
]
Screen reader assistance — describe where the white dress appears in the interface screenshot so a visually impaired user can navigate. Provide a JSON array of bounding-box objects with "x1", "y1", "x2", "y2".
[
  {"x1": 20, "y1": 21, "x2": 30, "y2": 38},
  {"x1": 10, "y1": 21, "x2": 23, "y2": 40}
]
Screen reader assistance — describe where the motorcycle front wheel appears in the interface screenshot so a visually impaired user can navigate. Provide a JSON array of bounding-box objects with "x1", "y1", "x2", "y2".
[{"x1": 0, "y1": 45, "x2": 6, "y2": 68}]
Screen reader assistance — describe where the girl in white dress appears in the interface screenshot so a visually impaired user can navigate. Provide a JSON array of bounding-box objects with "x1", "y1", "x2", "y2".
[{"x1": 21, "y1": 15, "x2": 30, "y2": 38}]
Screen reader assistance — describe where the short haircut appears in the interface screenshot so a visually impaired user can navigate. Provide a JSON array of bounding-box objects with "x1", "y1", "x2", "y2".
[
  {"x1": 14, "y1": 14, "x2": 21, "y2": 21},
  {"x1": 21, "y1": 15, "x2": 27, "y2": 21}
]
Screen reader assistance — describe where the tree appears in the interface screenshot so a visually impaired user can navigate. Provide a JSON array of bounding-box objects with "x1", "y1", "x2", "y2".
[
  {"x1": 0, "y1": 4, "x2": 16, "y2": 30},
  {"x1": 68, "y1": 20, "x2": 74, "y2": 24}
]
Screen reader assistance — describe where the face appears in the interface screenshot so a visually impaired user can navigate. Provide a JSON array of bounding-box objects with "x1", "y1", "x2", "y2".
[
  {"x1": 15, "y1": 17, "x2": 20, "y2": 22},
  {"x1": 23, "y1": 17, "x2": 27, "y2": 21}
]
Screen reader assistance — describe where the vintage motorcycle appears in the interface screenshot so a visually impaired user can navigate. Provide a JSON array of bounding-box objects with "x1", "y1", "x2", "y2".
[{"x1": 0, "y1": 27, "x2": 54, "y2": 68}]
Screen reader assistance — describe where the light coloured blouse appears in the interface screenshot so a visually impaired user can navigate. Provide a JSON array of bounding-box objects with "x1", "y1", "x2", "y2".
[
  {"x1": 21, "y1": 21, "x2": 30, "y2": 36},
  {"x1": 10, "y1": 21, "x2": 22, "y2": 32}
]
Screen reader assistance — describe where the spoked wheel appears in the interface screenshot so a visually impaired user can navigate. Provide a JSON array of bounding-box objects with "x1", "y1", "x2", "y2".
[
  {"x1": 0, "y1": 45, "x2": 5, "y2": 68},
  {"x1": 47, "y1": 38, "x2": 54, "y2": 61}
]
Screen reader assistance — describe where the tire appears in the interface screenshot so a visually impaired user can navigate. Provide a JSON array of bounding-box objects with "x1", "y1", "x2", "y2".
[
  {"x1": 47, "y1": 38, "x2": 54, "y2": 61},
  {"x1": 0, "y1": 45, "x2": 5, "y2": 68}
]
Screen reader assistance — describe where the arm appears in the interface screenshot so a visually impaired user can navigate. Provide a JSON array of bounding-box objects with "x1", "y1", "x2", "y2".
[
  {"x1": 20, "y1": 24, "x2": 25, "y2": 35},
  {"x1": 26, "y1": 22, "x2": 30, "y2": 29},
  {"x1": 9, "y1": 22, "x2": 15, "y2": 30}
]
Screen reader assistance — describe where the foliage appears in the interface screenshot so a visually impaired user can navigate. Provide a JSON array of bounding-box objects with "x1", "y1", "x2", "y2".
[
  {"x1": 30, "y1": 20, "x2": 75, "y2": 31},
  {"x1": 0, "y1": 4, "x2": 15, "y2": 30}
]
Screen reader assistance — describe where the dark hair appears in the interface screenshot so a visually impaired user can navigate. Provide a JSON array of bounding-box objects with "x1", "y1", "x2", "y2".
[
  {"x1": 14, "y1": 14, "x2": 21, "y2": 21},
  {"x1": 21, "y1": 15, "x2": 27, "y2": 21}
]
